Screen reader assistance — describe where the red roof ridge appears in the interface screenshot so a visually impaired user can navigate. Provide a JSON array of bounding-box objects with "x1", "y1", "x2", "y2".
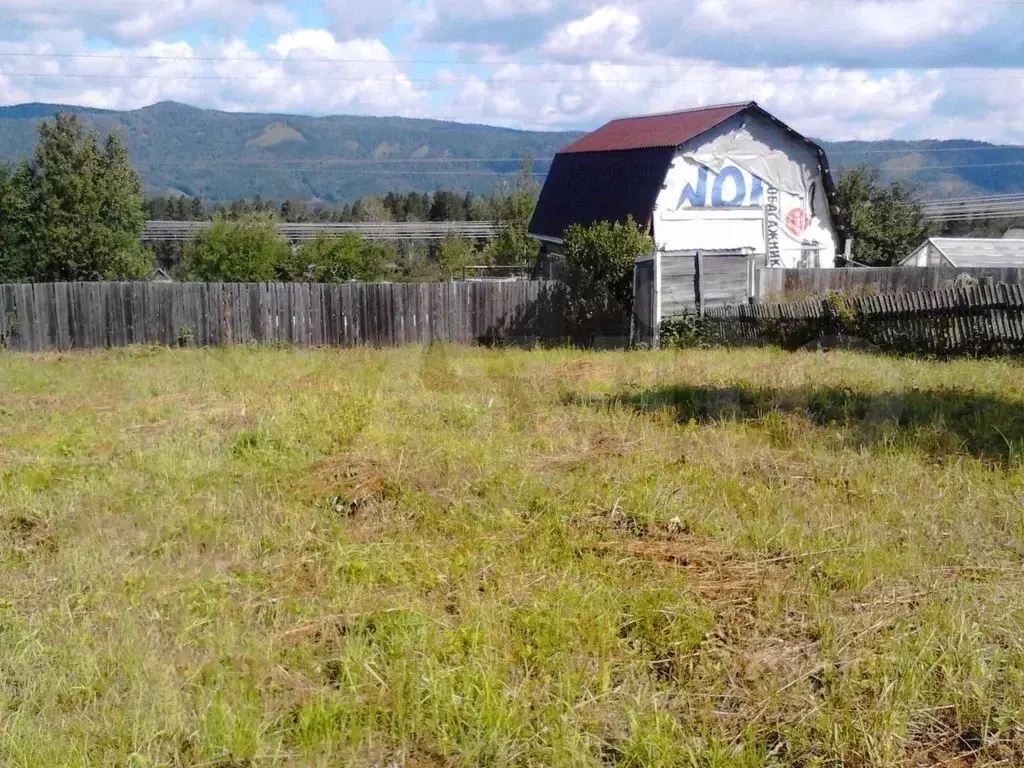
[
  {"x1": 559, "y1": 102, "x2": 756, "y2": 154},
  {"x1": 602, "y1": 101, "x2": 756, "y2": 124}
]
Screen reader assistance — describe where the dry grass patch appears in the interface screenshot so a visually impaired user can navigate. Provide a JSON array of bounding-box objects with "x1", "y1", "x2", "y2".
[{"x1": 2, "y1": 346, "x2": 1024, "y2": 767}]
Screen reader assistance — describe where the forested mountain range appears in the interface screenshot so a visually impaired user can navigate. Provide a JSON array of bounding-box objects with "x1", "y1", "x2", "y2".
[{"x1": 0, "y1": 101, "x2": 1020, "y2": 203}]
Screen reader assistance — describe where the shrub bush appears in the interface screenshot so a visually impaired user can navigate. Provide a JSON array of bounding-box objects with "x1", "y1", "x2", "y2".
[{"x1": 181, "y1": 214, "x2": 291, "y2": 282}]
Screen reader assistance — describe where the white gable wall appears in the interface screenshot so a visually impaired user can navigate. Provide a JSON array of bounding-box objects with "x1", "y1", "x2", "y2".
[
  {"x1": 652, "y1": 112, "x2": 838, "y2": 269},
  {"x1": 901, "y1": 241, "x2": 946, "y2": 267}
]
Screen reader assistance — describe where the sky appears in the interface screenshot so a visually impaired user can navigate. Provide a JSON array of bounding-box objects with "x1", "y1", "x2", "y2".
[{"x1": 0, "y1": 0, "x2": 1023, "y2": 143}]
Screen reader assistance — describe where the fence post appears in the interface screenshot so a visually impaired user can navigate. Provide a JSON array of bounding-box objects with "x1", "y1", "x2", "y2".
[
  {"x1": 747, "y1": 252, "x2": 756, "y2": 304},
  {"x1": 696, "y1": 250, "x2": 704, "y2": 318},
  {"x1": 653, "y1": 249, "x2": 662, "y2": 347}
]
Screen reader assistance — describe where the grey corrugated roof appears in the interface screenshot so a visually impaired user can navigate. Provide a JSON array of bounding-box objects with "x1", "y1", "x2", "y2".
[{"x1": 929, "y1": 238, "x2": 1024, "y2": 268}]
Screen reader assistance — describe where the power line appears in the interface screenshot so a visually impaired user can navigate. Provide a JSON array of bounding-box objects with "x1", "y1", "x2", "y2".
[
  {"x1": 922, "y1": 201, "x2": 1024, "y2": 212},
  {"x1": 921, "y1": 192, "x2": 1024, "y2": 204},
  {"x1": 925, "y1": 202, "x2": 1024, "y2": 211},
  {"x1": 3, "y1": 67, "x2": 1024, "y2": 85},
  {"x1": 828, "y1": 145, "x2": 1024, "y2": 154},
  {"x1": 882, "y1": 161, "x2": 1024, "y2": 170},
  {"x1": 927, "y1": 212, "x2": 1024, "y2": 221},
  {"x1": 144, "y1": 168, "x2": 549, "y2": 176},
  {"x1": 142, "y1": 219, "x2": 502, "y2": 242},
  {"x1": 1, "y1": 44, "x2": 1022, "y2": 69},
  {"x1": 138, "y1": 158, "x2": 554, "y2": 167},
  {"x1": 144, "y1": 150, "x2": 1024, "y2": 162},
  {"x1": 130, "y1": 160, "x2": 1024, "y2": 172}
]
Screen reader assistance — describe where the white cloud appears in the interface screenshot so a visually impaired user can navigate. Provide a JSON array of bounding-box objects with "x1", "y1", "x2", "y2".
[
  {"x1": 439, "y1": 58, "x2": 946, "y2": 140},
  {"x1": 1, "y1": 0, "x2": 1024, "y2": 142},
  {"x1": 0, "y1": 32, "x2": 427, "y2": 115},
  {"x1": 541, "y1": 6, "x2": 642, "y2": 61},
  {"x1": 0, "y1": 0, "x2": 288, "y2": 42},
  {"x1": 686, "y1": 0, "x2": 996, "y2": 50},
  {"x1": 321, "y1": 0, "x2": 431, "y2": 39},
  {"x1": 415, "y1": 0, "x2": 1022, "y2": 69}
]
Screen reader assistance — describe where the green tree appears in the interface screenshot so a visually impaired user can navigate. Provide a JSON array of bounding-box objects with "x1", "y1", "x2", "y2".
[
  {"x1": 837, "y1": 166, "x2": 932, "y2": 266},
  {"x1": 353, "y1": 196, "x2": 392, "y2": 223},
  {"x1": 437, "y1": 233, "x2": 486, "y2": 279},
  {"x1": 92, "y1": 133, "x2": 151, "y2": 279},
  {"x1": 487, "y1": 158, "x2": 541, "y2": 266},
  {"x1": 181, "y1": 214, "x2": 291, "y2": 282},
  {"x1": 429, "y1": 191, "x2": 467, "y2": 221},
  {"x1": 289, "y1": 235, "x2": 391, "y2": 282},
  {"x1": 19, "y1": 113, "x2": 150, "y2": 281},
  {"x1": 0, "y1": 165, "x2": 32, "y2": 281},
  {"x1": 561, "y1": 217, "x2": 654, "y2": 343}
]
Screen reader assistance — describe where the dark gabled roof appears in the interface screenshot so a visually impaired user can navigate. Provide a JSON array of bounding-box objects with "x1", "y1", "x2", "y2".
[
  {"x1": 559, "y1": 102, "x2": 752, "y2": 154},
  {"x1": 529, "y1": 146, "x2": 676, "y2": 243},
  {"x1": 529, "y1": 102, "x2": 846, "y2": 247}
]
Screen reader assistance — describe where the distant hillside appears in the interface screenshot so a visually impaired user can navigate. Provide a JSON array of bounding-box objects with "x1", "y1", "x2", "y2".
[
  {"x1": 820, "y1": 139, "x2": 1024, "y2": 198},
  {"x1": 0, "y1": 101, "x2": 1020, "y2": 202},
  {"x1": 0, "y1": 102, "x2": 580, "y2": 203}
]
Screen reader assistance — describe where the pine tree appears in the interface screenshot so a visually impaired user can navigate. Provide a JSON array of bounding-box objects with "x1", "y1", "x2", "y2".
[
  {"x1": 93, "y1": 133, "x2": 150, "y2": 279},
  {"x1": 19, "y1": 114, "x2": 150, "y2": 281},
  {"x1": 0, "y1": 165, "x2": 32, "y2": 282}
]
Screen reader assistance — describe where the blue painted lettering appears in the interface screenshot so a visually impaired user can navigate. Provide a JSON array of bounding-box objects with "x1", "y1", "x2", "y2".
[
  {"x1": 712, "y1": 166, "x2": 746, "y2": 207},
  {"x1": 678, "y1": 166, "x2": 708, "y2": 208},
  {"x1": 749, "y1": 176, "x2": 764, "y2": 207}
]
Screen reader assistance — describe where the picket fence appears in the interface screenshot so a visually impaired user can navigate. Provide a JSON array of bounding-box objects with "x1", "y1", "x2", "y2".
[
  {"x1": 759, "y1": 267, "x2": 1024, "y2": 299},
  {"x1": 0, "y1": 281, "x2": 566, "y2": 352},
  {"x1": 692, "y1": 283, "x2": 1024, "y2": 354}
]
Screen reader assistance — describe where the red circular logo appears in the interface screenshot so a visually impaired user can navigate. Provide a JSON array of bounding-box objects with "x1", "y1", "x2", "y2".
[{"x1": 786, "y1": 208, "x2": 810, "y2": 237}]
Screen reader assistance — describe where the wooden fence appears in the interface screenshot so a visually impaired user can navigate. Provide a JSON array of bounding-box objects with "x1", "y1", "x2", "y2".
[
  {"x1": 631, "y1": 258, "x2": 656, "y2": 347},
  {"x1": 661, "y1": 251, "x2": 755, "y2": 316},
  {"x1": 689, "y1": 283, "x2": 1024, "y2": 355},
  {"x1": 759, "y1": 267, "x2": 1024, "y2": 299},
  {"x1": 0, "y1": 281, "x2": 567, "y2": 352}
]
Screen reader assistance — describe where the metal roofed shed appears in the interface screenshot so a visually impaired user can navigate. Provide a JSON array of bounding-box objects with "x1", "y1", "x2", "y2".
[
  {"x1": 900, "y1": 238, "x2": 1024, "y2": 268},
  {"x1": 528, "y1": 101, "x2": 845, "y2": 271}
]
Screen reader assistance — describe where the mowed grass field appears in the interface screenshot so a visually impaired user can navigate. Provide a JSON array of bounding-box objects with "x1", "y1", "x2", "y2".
[{"x1": 2, "y1": 345, "x2": 1024, "y2": 768}]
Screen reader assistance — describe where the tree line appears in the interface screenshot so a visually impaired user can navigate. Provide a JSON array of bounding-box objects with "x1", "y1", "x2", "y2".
[
  {"x1": 160, "y1": 165, "x2": 542, "y2": 282},
  {"x1": 146, "y1": 189, "x2": 501, "y2": 224}
]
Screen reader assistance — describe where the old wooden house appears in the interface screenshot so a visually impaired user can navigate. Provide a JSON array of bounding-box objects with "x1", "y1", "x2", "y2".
[{"x1": 529, "y1": 102, "x2": 846, "y2": 332}]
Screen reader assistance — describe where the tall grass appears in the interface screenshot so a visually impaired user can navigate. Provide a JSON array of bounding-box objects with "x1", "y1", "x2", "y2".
[{"x1": 1, "y1": 345, "x2": 1023, "y2": 767}]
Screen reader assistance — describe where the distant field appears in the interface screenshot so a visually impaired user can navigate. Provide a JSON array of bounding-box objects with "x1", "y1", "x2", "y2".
[{"x1": 2, "y1": 346, "x2": 1024, "y2": 767}]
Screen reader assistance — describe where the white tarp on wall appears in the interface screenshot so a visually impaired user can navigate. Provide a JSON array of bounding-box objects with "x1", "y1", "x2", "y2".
[{"x1": 652, "y1": 119, "x2": 837, "y2": 268}]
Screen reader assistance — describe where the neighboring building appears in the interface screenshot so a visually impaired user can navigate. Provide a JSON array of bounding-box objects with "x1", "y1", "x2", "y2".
[
  {"x1": 529, "y1": 101, "x2": 845, "y2": 270},
  {"x1": 900, "y1": 237, "x2": 1024, "y2": 268},
  {"x1": 149, "y1": 267, "x2": 174, "y2": 282}
]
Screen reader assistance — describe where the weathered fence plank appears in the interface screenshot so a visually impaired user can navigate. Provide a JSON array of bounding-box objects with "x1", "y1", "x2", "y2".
[
  {"x1": 692, "y1": 283, "x2": 1024, "y2": 355},
  {"x1": 0, "y1": 280, "x2": 566, "y2": 352},
  {"x1": 761, "y1": 266, "x2": 1024, "y2": 300}
]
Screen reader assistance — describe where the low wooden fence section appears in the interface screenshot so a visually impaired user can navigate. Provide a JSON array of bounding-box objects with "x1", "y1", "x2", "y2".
[
  {"x1": 0, "y1": 281, "x2": 566, "y2": 352},
  {"x1": 760, "y1": 267, "x2": 1024, "y2": 299},
  {"x1": 661, "y1": 251, "x2": 755, "y2": 315},
  {"x1": 693, "y1": 283, "x2": 1024, "y2": 355}
]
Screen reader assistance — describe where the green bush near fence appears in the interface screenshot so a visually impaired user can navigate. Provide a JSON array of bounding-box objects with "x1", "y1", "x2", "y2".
[
  {"x1": 659, "y1": 313, "x2": 719, "y2": 349},
  {"x1": 288, "y1": 235, "x2": 395, "y2": 283},
  {"x1": 180, "y1": 214, "x2": 292, "y2": 282},
  {"x1": 562, "y1": 217, "x2": 653, "y2": 344}
]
